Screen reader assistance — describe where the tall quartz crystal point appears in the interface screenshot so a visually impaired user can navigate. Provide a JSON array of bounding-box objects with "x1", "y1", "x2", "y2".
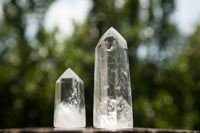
[
  {"x1": 54, "y1": 68, "x2": 86, "y2": 128},
  {"x1": 93, "y1": 27, "x2": 133, "y2": 129}
]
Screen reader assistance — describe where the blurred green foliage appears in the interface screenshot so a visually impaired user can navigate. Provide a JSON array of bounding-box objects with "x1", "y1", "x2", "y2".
[{"x1": 0, "y1": 0, "x2": 199, "y2": 130}]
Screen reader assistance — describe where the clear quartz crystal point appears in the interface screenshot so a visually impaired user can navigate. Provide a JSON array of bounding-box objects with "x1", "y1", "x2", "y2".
[
  {"x1": 54, "y1": 68, "x2": 86, "y2": 128},
  {"x1": 93, "y1": 27, "x2": 133, "y2": 129}
]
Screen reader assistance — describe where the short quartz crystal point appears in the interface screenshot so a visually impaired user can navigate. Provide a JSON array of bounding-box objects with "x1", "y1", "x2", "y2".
[
  {"x1": 93, "y1": 27, "x2": 133, "y2": 129},
  {"x1": 54, "y1": 68, "x2": 86, "y2": 128}
]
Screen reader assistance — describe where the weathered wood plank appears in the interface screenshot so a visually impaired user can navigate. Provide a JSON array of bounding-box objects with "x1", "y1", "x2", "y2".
[{"x1": 0, "y1": 127, "x2": 199, "y2": 133}]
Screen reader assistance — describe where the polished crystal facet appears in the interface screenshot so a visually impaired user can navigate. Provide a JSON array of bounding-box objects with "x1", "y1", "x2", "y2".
[
  {"x1": 54, "y1": 68, "x2": 86, "y2": 128},
  {"x1": 93, "y1": 27, "x2": 133, "y2": 129}
]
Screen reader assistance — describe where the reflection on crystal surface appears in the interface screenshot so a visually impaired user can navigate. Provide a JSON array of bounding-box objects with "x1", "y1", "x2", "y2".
[
  {"x1": 94, "y1": 27, "x2": 133, "y2": 129},
  {"x1": 54, "y1": 68, "x2": 85, "y2": 128}
]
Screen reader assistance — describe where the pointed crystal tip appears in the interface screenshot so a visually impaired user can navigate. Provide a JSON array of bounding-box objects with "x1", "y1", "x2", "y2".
[
  {"x1": 97, "y1": 27, "x2": 127, "y2": 49},
  {"x1": 56, "y1": 68, "x2": 83, "y2": 83}
]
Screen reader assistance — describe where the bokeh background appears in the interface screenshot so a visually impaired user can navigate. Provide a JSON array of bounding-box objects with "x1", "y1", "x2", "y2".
[{"x1": 0, "y1": 0, "x2": 200, "y2": 130}]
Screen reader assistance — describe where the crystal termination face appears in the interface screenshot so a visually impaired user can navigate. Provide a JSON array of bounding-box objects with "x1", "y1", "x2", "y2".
[
  {"x1": 54, "y1": 68, "x2": 86, "y2": 128},
  {"x1": 93, "y1": 27, "x2": 133, "y2": 129}
]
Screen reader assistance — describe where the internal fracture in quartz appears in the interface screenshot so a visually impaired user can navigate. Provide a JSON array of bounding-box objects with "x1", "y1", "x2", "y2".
[
  {"x1": 93, "y1": 27, "x2": 133, "y2": 128},
  {"x1": 54, "y1": 68, "x2": 86, "y2": 128}
]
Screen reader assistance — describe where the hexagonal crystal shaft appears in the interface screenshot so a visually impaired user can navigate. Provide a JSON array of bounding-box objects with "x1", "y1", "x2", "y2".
[
  {"x1": 54, "y1": 68, "x2": 86, "y2": 128},
  {"x1": 93, "y1": 27, "x2": 133, "y2": 129}
]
